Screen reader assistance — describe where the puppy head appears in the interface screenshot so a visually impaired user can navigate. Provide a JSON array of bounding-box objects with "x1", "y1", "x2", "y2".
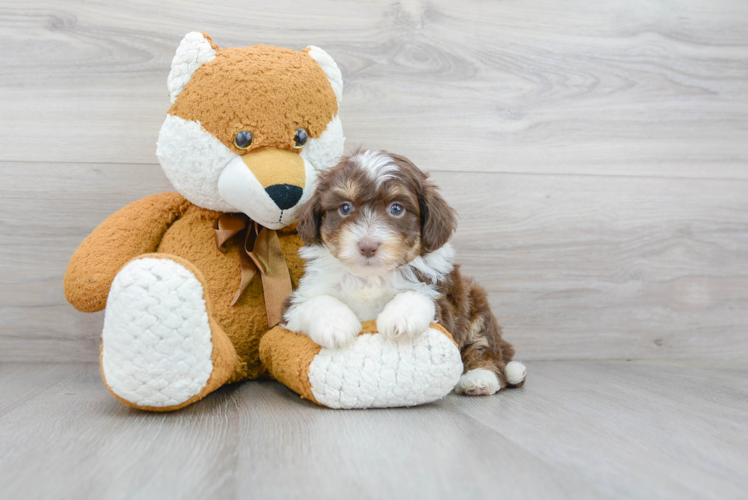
[{"x1": 297, "y1": 150, "x2": 457, "y2": 276}]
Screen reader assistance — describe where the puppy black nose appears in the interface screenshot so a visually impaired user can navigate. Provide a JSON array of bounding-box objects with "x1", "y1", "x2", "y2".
[
  {"x1": 358, "y1": 239, "x2": 380, "y2": 258},
  {"x1": 265, "y1": 184, "x2": 303, "y2": 210}
]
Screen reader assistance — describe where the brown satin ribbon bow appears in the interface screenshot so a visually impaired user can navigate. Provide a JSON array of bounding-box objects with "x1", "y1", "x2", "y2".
[{"x1": 213, "y1": 213, "x2": 293, "y2": 328}]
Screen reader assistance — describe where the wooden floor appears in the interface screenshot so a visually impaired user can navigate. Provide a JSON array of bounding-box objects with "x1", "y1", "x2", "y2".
[{"x1": 0, "y1": 360, "x2": 745, "y2": 500}]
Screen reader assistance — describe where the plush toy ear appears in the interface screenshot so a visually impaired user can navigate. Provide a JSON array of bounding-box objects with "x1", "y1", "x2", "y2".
[
  {"x1": 167, "y1": 32, "x2": 218, "y2": 104},
  {"x1": 296, "y1": 190, "x2": 324, "y2": 245},
  {"x1": 420, "y1": 181, "x2": 458, "y2": 253},
  {"x1": 305, "y1": 46, "x2": 343, "y2": 105}
]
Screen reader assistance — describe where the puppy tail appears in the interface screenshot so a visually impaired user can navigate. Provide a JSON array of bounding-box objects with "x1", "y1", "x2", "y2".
[{"x1": 505, "y1": 360, "x2": 527, "y2": 388}]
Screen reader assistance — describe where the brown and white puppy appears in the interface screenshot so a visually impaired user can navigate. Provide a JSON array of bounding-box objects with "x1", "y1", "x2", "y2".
[{"x1": 283, "y1": 150, "x2": 526, "y2": 395}]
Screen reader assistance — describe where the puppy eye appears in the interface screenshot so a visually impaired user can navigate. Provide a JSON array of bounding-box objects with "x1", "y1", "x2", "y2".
[
  {"x1": 388, "y1": 203, "x2": 405, "y2": 217},
  {"x1": 339, "y1": 202, "x2": 353, "y2": 216},
  {"x1": 234, "y1": 131, "x2": 253, "y2": 150},
  {"x1": 292, "y1": 128, "x2": 308, "y2": 149}
]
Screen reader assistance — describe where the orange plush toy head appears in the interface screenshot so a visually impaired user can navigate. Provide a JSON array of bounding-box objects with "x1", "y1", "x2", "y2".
[{"x1": 157, "y1": 32, "x2": 345, "y2": 228}]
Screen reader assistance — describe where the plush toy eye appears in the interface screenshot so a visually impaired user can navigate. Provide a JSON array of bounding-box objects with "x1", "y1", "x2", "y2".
[
  {"x1": 234, "y1": 131, "x2": 253, "y2": 150},
  {"x1": 389, "y1": 203, "x2": 405, "y2": 217},
  {"x1": 339, "y1": 202, "x2": 353, "y2": 216},
  {"x1": 293, "y1": 128, "x2": 308, "y2": 149}
]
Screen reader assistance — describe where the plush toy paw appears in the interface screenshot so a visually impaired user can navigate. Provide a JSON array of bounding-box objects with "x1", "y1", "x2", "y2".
[
  {"x1": 101, "y1": 257, "x2": 214, "y2": 409},
  {"x1": 454, "y1": 368, "x2": 501, "y2": 396},
  {"x1": 376, "y1": 291, "x2": 435, "y2": 340},
  {"x1": 260, "y1": 321, "x2": 464, "y2": 409}
]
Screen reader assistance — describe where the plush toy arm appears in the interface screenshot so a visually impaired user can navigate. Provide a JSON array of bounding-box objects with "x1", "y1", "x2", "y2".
[{"x1": 64, "y1": 192, "x2": 190, "y2": 313}]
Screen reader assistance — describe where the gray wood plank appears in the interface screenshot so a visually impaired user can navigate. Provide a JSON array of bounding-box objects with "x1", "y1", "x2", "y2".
[
  {"x1": 232, "y1": 383, "x2": 610, "y2": 500},
  {"x1": 446, "y1": 360, "x2": 748, "y2": 500},
  {"x1": 0, "y1": 362, "x2": 609, "y2": 500},
  {"x1": 2, "y1": 163, "x2": 746, "y2": 362},
  {"x1": 0, "y1": 362, "x2": 81, "y2": 417},
  {"x1": 0, "y1": 363, "x2": 241, "y2": 500},
  {"x1": 1, "y1": 360, "x2": 746, "y2": 499},
  {"x1": 0, "y1": 0, "x2": 745, "y2": 178}
]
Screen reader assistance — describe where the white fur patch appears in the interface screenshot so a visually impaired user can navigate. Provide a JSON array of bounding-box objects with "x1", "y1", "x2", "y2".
[
  {"x1": 408, "y1": 243, "x2": 455, "y2": 284},
  {"x1": 301, "y1": 115, "x2": 345, "y2": 172},
  {"x1": 167, "y1": 32, "x2": 217, "y2": 104},
  {"x1": 376, "y1": 290, "x2": 435, "y2": 340},
  {"x1": 156, "y1": 114, "x2": 236, "y2": 212},
  {"x1": 283, "y1": 295, "x2": 362, "y2": 349},
  {"x1": 351, "y1": 150, "x2": 398, "y2": 187},
  {"x1": 101, "y1": 258, "x2": 214, "y2": 408},
  {"x1": 454, "y1": 368, "x2": 500, "y2": 396},
  {"x1": 305, "y1": 46, "x2": 343, "y2": 105},
  {"x1": 505, "y1": 360, "x2": 527, "y2": 386},
  {"x1": 307, "y1": 327, "x2": 463, "y2": 409}
]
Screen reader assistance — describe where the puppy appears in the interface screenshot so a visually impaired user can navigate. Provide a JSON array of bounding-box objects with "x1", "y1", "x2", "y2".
[{"x1": 283, "y1": 150, "x2": 526, "y2": 395}]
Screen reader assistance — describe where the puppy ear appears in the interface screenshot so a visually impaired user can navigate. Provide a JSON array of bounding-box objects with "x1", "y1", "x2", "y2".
[
  {"x1": 420, "y1": 181, "x2": 457, "y2": 253},
  {"x1": 296, "y1": 190, "x2": 324, "y2": 245}
]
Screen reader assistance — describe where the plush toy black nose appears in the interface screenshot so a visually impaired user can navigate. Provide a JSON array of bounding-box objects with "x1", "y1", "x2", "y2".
[{"x1": 265, "y1": 184, "x2": 303, "y2": 210}]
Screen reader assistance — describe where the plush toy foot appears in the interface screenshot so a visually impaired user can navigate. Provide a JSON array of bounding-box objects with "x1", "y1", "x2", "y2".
[
  {"x1": 260, "y1": 320, "x2": 463, "y2": 409},
  {"x1": 100, "y1": 254, "x2": 242, "y2": 411}
]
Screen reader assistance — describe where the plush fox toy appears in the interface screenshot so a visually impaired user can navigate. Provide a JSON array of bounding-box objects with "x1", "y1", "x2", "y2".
[{"x1": 63, "y1": 33, "x2": 463, "y2": 411}]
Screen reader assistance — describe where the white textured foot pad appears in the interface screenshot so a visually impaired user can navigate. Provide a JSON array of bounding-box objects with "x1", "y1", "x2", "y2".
[
  {"x1": 101, "y1": 258, "x2": 213, "y2": 408},
  {"x1": 308, "y1": 329, "x2": 463, "y2": 409}
]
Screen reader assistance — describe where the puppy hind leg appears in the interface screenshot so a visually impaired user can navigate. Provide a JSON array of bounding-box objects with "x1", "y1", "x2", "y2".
[
  {"x1": 456, "y1": 360, "x2": 525, "y2": 394},
  {"x1": 496, "y1": 335, "x2": 526, "y2": 388},
  {"x1": 455, "y1": 368, "x2": 504, "y2": 396},
  {"x1": 454, "y1": 314, "x2": 524, "y2": 395}
]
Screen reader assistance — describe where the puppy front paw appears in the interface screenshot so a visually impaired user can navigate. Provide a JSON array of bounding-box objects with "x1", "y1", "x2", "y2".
[
  {"x1": 307, "y1": 304, "x2": 362, "y2": 349},
  {"x1": 284, "y1": 296, "x2": 362, "y2": 349},
  {"x1": 376, "y1": 291, "x2": 435, "y2": 340}
]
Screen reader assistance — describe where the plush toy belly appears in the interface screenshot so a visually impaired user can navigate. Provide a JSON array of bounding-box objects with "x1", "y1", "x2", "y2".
[{"x1": 153, "y1": 203, "x2": 305, "y2": 379}]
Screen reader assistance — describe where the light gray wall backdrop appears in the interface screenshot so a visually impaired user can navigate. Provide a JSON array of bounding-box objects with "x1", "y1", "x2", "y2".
[{"x1": 1, "y1": 0, "x2": 746, "y2": 362}]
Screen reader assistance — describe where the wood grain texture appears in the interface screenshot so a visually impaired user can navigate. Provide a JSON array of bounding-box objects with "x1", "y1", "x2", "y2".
[
  {"x1": 2, "y1": 163, "x2": 747, "y2": 362},
  {"x1": 0, "y1": 0, "x2": 746, "y2": 177},
  {"x1": 0, "y1": 360, "x2": 746, "y2": 500}
]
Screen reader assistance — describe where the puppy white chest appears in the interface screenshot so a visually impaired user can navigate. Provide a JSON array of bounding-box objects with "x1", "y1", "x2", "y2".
[{"x1": 336, "y1": 278, "x2": 398, "y2": 322}]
